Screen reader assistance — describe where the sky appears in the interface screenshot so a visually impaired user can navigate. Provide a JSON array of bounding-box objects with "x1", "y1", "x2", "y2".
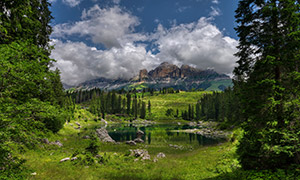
[{"x1": 49, "y1": 0, "x2": 240, "y2": 85}]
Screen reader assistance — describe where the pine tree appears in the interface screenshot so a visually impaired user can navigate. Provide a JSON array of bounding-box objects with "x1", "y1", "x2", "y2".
[
  {"x1": 148, "y1": 100, "x2": 151, "y2": 115},
  {"x1": 235, "y1": 0, "x2": 300, "y2": 169},
  {"x1": 140, "y1": 101, "x2": 146, "y2": 119},
  {"x1": 126, "y1": 93, "x2": 131, "y2": 115}
]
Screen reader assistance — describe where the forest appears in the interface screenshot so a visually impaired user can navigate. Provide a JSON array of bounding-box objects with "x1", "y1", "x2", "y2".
[{"x1": 1, "y1": 0, "x2": 300, "y2": 179}]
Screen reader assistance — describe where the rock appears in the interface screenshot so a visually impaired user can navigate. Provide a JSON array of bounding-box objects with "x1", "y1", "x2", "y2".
[
  {"x1": 136, "y1": 130, "x2": 144, "y2": 138},
  {"x1": 142, "y1": 154, "x2": 151, "y2": 161},
  {"x1": 95, "y1": 128, "x2": 115, "y2": 143},
  {"x1": 153, "y1": 158, "x2": 158, "y2": 162},
  {"x1": 139, "y1": 69, "x2": 149, "y2": 81},
  {"x1": 188, "y1": 122, "x2": 197, "y2": 127},
  {"x1": 101, "y1": 119, "x2": 108, "y2": 124},
  {"x1": 75, "y1": 122, "x2": 81, "y2": 126},
  {"x1": 126, "y1": 140, "x2": 136, "y2": 146},
  {"x1": 177, "y1": 122, "x2": 181, "y2": 125},
  {"x1": 134, "y1": 138, "x2": 144, "y2": 143},
  {"x1": 42, "y1": 138, "x2": 49, "y2": 144},
  {"x1": 31, "y1": 172, "x2": 37, "y2": 176},
  {"x1": 156, "y1": 152, "x2": 166, "y2": 158},
  {"x1": 83, "y1": 135, "x2": 90, "y2": 139},
  {"x1": 130, "y1": 149, "x2": 150, "y2": 160},
  {"x1": 60, "y1": 157, "x2": 70, "y2": 162},
  {"x1": 169, "y1": 144, "x2": 183, "y2": 150},
  {"x1": 95, "y1": 155, "x2": 102, "y2": 159},
  {"x1": 50, "y1": 140, "x2": 63, "y2": 147},
  {"x1": 71, "y1": 157, "x2": 78, "y2": 161}
]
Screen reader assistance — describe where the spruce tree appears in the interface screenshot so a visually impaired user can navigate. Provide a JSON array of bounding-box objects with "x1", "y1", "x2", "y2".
[{"x1": 235, "y1": 0, "x2": 300, "y2": 169}]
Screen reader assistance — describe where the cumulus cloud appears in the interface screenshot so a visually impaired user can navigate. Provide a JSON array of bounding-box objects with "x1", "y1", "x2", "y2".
[
  {"x1": 153, "y1": 17, "x2": 238, "y2": 74},
  {"x1": 62, "y1": 0, "x2": 82, "y2": 7},
  {"x1": 50, "y1": 39, "x2": 159, "y2": 85},
  {"x1": 52, "y1": 5, "x2": 142, "y2": 48},
  {"x1": 51, "y1": 6, "x2": 237, "y2": 85}
]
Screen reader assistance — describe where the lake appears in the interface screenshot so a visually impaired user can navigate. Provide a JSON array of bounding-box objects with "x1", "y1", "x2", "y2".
[{"x1": 103, "y1": 123, "x2": 224, "y2": 148}]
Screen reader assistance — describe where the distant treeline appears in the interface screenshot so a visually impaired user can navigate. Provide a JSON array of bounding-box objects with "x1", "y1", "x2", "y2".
[
  {"x1": 180, "y1": 88, "x2": 242, "y2": 127},
  {"x1": 67, "y1": 88, "x2": 151, "y2": 119}
]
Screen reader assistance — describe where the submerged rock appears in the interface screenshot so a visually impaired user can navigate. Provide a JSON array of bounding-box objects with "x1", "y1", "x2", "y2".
[{"x1": 95, "y1": 128, "x2": 115, "y2": 143}]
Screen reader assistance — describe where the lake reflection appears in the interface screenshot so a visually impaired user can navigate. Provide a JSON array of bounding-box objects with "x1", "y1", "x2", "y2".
[{"x1": 106, "y1": 124, "x2": 223, "y2": 147}]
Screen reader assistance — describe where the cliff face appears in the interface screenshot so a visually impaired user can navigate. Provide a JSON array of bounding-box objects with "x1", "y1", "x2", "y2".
[
  {"x1": 140, "y1": 62, "x2": 227, "y2": 81},
  {"x1": 148, "y1": 62, "x2": 181, "y2": 79},
  {"x1": 139, "y1": 69, "x2": 148, "y2": 81},
  {"x1": 77, "y1": 62, "x2": 231, "y2": 91}
]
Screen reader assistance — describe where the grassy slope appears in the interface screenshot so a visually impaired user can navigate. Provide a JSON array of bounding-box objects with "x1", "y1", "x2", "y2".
[
  {"x1": 23, "y1": 112, "x2": 235, "y2": 180},
  {"x1": 205, "y1": 79, "x2": 233, "y2": 91},
  {"x1": 21, "y1": 91, "x2": 237, "y2": 180},
  {"x1": 140, "y1": 91, "x2": 211, "y2": 121}
]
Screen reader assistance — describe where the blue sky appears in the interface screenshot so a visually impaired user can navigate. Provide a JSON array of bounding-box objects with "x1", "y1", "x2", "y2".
[{"x1": 49, "y1": 0, "x2": 239, "y2": 85}]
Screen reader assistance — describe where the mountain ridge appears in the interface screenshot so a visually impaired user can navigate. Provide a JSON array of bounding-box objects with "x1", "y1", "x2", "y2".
[{"x1": 65, "y1": 62, "x2": 232, "y2": 91}]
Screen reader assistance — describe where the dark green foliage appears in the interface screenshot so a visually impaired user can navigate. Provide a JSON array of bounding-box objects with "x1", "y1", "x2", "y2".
[
  {"x1": 140, "y1": 101, "x2": 146, "y2": 119},
  {"x1": 197, "y1": 88, "x2": 240, "y2": 125},
  {"x1": 148, "y1": 100, "x2": 151, "y2": 115},
  {"x1": 165, "y1": 108, "x2": 174, "y2": 117},
  {"x1": 234, "y1": 0, "x2": 300, "y2": 170},
  {"x1": 126, "y1": 93, "x2": 131, "y2": 115},
  {"x1": 0, "y1": 1, "x2": 69, "y2": 177}
]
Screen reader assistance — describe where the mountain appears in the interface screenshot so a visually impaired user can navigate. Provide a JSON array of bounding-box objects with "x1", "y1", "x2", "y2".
[{"x1": 70, "y1": 62, "x2": 232, "y2": 91}]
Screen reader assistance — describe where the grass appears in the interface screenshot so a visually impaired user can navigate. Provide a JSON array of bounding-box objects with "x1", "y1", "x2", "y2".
[
  {"x1": 20, "y1": 97, "x2": 240, "y2": 180},
  {"x1": 23, "y1": 115, "x2": 235, "y2": 180},
  {"x1": 205, "y1": 79, "x2": 233, "y2": 91},
  {"x1": 138, "y1": 91, "x2": 211, "y2": 121}
]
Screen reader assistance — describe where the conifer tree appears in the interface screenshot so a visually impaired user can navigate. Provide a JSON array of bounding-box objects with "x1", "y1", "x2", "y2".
[{"x1": 235, "y1": 0, "x2": 300, "y2": 169}]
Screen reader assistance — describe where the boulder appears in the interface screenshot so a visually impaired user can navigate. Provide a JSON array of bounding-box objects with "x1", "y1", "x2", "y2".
[
  {"x1": 41, "y1": 138, "x2": 49, "y2": 144},
  {"x1": 136, "y1": 130, "x2": 144, "y2": 139},
  {"x1": 71, "y1": 157, "x2": 78, "y2": 161},
  {"x1": 134, "y1": 138, "x2": 144, "y2": 143},
  {"x1": 101, "y1": 119, "x2": 108, "y2": 124},
  {"x1": 60, "y1": 157, "x2": 70, "y2": 162},
  {"x1": 83, "y1": 135, "x2": 90, "y2": 139},
  {"x1": 157, "y1": 152, "x2": 166, "y2": 158},
  {"x1": 126, "y1": 140, "x2": 136, "y2": 146},
  {"x1": 130, "y1": 149, "x2": 150, "y2": 160},
  {"x1": 50, "y1": 140, "x2": 63, "y2": 147},
  {"x1": 95, "y1": 128, "x2": 115, "y2": 143}
]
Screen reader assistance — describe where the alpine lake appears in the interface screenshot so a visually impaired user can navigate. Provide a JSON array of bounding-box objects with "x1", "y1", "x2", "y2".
[{"x1": 95, "y1": 123, "x2": 225, "y2": 150}]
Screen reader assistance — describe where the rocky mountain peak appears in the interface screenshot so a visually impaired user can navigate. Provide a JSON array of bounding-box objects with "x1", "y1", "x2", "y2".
[
  {"x1": 139, "y1": 69, "x2": 148, "y2": 81},
  {"x1": 148, "y1": 62, "x2": 181, "y2": 79}
]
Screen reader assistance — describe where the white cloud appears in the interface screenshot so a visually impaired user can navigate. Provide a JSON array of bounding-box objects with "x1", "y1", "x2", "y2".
[
  {"x1": 212, "y1": 0, "x2": 219, "y2": 4},
  {"x1": 177, "y1": 6, "x2": 191, "y2": 13},
  {"x1": 51, "y1": 6, "x2": 237, "y2": 85},
  {"x1": 209, "y1": 6, "x2": 221, "y2": 17},
  {"x1": 50, "y1": 40, "x2": 159, "y2": 85},
  {"x1": 153, "y1": 17, "x2": 238, "y2": 74},
  {"x1": 62, "y1": 0, "x2": 82, "y2": 7},
  {"x1": 112, "y1": 0, "x2": 121, "y2": 4},
  {"x1": 52, "y1": 5, "x2": 141, "y2": 48}
]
